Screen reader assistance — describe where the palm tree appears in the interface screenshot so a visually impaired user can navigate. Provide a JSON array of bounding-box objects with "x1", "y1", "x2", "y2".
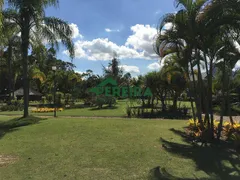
[
  {"x1": 160, "y1": 55, "x2": 188, "y2": 112},
  {"x1": 4, "y1": 0, "x2": 75, "y2": 117},
  {"x1": 1, "y1": 16, "x2": 21, "y2": 102},
  {"x1": 155, "y1": 0, "x2": 240, "y2": 139}
]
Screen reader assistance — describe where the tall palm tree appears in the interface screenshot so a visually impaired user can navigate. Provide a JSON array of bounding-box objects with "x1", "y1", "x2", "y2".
[
  {"x1": 4, "y1": 0, "x2": 75, "y2": 117},
  {"x1": 155, "y1": 0, "x2": 240, "y2": 139}
]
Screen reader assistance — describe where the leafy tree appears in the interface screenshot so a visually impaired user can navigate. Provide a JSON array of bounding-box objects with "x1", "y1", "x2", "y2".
[
  {"x1": 155, "y1": 0, "x2": 240, "y2": 139},
  {"x1": 145, "y1": 71, "x2": 168, "y2": 111},
  {"x1": 103, "y1": 57, "x2": 123, "y2": 83},
  {"x1": 5, "y1": 0, "x2": 75, "y2": 117}
]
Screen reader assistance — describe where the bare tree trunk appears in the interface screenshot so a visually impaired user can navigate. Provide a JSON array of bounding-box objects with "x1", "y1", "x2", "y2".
[
  {"x1": 227, "y1": 89, "x2": 234, "y2": 125},
  {"x1": 21, "y1": 12, "x2": 30, "y2": 118},
  {"x1": 195, "y1": 49, "x2": 204, "y2": 128},
  {"x1": 7, "y1": 45, "x2": 13, "y2": 103},
  {"x1": 217, "y1": 59, "x2": 226, "y2": 140},
  {"x1": 226, "y1": 66, "x2": 234, "y2": 125}
]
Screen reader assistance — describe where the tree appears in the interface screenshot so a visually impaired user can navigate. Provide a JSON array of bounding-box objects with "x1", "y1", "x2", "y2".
[
  {"x1": 5, "y1": 0, "x2": 75, "y2": 117},
  {"x1": 145, "y1": 71, "x2": 168, "y2": 111},
  {"x1": 103, "y1": 57, "x2": 123, "y2": 83},
  {"x1": 1, "y1": 18, "x2": 21, "y2": 101},
  {"x1": 161, "y1": 55, "x2": 188, "y2": 112},
  {"x1": 155, "y1": 0, "x2": 240, "y2": 140}
]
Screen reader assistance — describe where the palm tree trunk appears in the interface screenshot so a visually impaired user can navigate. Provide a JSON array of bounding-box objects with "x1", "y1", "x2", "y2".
[
  {"x1": 21, "y1": 12, "x2": 30, "y2": 118},
  {"x1": 226, "y1": 66, "x2": 234, "y2": 125},
  {"x1": 209, "y1": 60, "x2": 214, "y2": 139},
  {"x1": 203, "y1": 51, "x2": 214, "y2": 138},
  {"x1": 227, "y1": 87, "x2": 234, "y2": 125},
  {"x1": 190, "y1": 95, "x2": 196, "y2": 120},
  {"x1": 195, "y1": 49, "x2": 204, "y2": 128},
  {"x1": 7, "y1": 44, "x2": 13, "y2": 102},
  {"x1": 190, "y1": 61, "x2": 198, "y2": 122},
  {"x1": 186, "y1": 64, "x2": 196, "y2": 121},
  {"x1": 217, "y1": 59, "x2": 226, "y2": 140}
]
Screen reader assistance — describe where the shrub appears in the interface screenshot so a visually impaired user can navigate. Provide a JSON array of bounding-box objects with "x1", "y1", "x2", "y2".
[
  {"x1": 186, "y1": 118, "x2": 219, "y2": 139},
  {"x1": 56, "y1": 92, "x2": 64, "y2": 105},
  {"x1": 42, "y1": 96, "x2": 47, "y2": 104},
  {"x1": 0, "y1": 104, "x2": 23, "y2": 111},
  {"x1": 105, "y1": 96, "x2": 116, "y2": 107},
  {"x1": 96, "y1": 96, "x2": 105, "y2": 109},
  {"x1": 223, "y1": 121, "x2": 240, "y2": 140},
  {"x1": 186, "y1": 119, "x2": 240, "y2": 149},
  {"x1": 64, "y1": 93, "x2": 72, "y2": 105},
  {"x1": 126, "y1": 106, "x2": 132, "y2": 118},
  {"x1": 94, "y1": 95, "x2": 116, "y2": 109},
  {"x1": 46, "y1": 94, "x2": 53, "y2": 104},
  {"x1": 230, "y1": 132, "x2": 240, "y2": 152},
  {"x1": 83, "y1": 97, "x2": 95, "y2": 106},
  {"x1": 32, "y1": 107, "x2": 64, "y2": 113}
]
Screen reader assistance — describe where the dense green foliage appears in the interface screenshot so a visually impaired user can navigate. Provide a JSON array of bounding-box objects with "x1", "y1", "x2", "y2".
[{"x1": 155, "y1": 0, "x2": 240, "y2": 140}]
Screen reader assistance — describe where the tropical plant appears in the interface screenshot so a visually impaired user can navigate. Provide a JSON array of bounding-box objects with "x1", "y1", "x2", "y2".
[
  {"x1": 4, "y1": 0, "x2": 75, "y2": 117},
  {"x1": 155, "y1": 0, "x2": 240, "y2": 140}
]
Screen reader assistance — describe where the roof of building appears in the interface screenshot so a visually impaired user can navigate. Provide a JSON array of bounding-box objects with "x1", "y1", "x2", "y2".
[{"x1": 14, "y1": 88, "x2": 42, "y2": 96}]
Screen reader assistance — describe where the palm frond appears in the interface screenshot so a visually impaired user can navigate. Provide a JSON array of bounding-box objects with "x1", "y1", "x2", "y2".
[{"x1": 41, "y1": 17, "x2": 75, "y2": 59}]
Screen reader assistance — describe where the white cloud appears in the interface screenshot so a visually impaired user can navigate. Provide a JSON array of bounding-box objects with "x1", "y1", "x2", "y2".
[
  {"x1": 64, "y1": 24, "x2": 160, "y2": 61},
  {"x1": 74, "y1": 70, "x2": 83, "y2": 74},
  {"x1": 163, "y1": 23, "x2": 173, "y2": 30},
  {"x1": 234, "y1": 60, "x2": 240, "y2": 70},
  {"x1": 147, "y1": 62, "x2": 161, "y2": 70},
  {"x1": 119, "y1": 65, "x2": 140, "y2": 73},
  {"x1": 160, "y1": 23, "x2": 174, "y2": 36},
  {"x1": 125, "y1": 24, "x2": 158, "y2": 59},
  {"x1": 69, "y1": 23, "x2": 83, "y2": 39},
  {"x1": 234, "y1": 40, "x2": 240, "y2": 53},
  {"x1": 105, "y1": 28, "x2": 120, "y2": 33},
  {"x1": 64, "y1": 38, "x2": 143, "y2": 61},
  {"x1": 155, "y1": 10, "x2": 162, "y2": 14}
]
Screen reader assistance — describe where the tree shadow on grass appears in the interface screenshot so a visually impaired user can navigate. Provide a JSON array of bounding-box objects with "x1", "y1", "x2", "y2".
[
  {"x1": 0, "y1": 116, "x2": 47, "y2": 140},
  {"x1": 149, "y1": 128, "x2": 240, "y2": 180}
]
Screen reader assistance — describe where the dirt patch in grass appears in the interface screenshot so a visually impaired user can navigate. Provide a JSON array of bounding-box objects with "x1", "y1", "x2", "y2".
[{"x1": 0, "y1": 155, "x2": 18, "y2": 167}]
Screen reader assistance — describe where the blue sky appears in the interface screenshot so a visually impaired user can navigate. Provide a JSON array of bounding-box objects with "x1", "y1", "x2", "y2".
[{"x1": 45, "y1": 0, "x2": 176, "y2": 77}]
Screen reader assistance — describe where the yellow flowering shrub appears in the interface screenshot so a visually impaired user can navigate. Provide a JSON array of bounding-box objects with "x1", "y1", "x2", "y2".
[
  {"x1": 186, "y1": 118, "x2": 220, "y2": 138},
  {"x1": 187, "y1": 118, "x2": 240, "y2": 148},
  {"x1": 223, "y1": 121, "x2": 240, "y2": 139},
  {"x1": 32, "y1": 108, "x2": 64, "y2": 113}
]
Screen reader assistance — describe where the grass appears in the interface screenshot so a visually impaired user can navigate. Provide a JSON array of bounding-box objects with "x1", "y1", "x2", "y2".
[
  {"x1": 0, "y1": 100, "x2": 128, "y2": 117},
  {"x1": 0, "y1": 100, "x2": 194, "y2": 117},
  {"x1": 0, "y1": 116, "x2": 239, "y2": 179}
]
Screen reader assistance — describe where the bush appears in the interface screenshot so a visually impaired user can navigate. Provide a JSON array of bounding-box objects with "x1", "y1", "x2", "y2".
[
  {"x1": 0, "y1": 104, "x2": 23, "y2": 111},
  {"x1": 126, "y1": 106, "x2": 132, "y2": 118},
  {"x1": 46, "y1": 94, "x2": 53, "y2": 104},
  {"x1": 2, "y1": 99, "x2": 24, "y2": 111},
  {"x1": 83, "y1": 97, "x2": 95, "y2": 106},
  {"x1": 94, "y1": 95, "x2": 116, "y2": 109},
  {"x1": 32, "y1": 107, "x2": 64, "y2": 113},
  {"x1": 105, "y1": 96, "x2": 116, "y2": 107},
  {"x1": 186, "y1": 119, "x2": 240, "y2": 149},
  {"x1": 64, "y1": 93, "x2": 72, "y2": 105},
  {"x1": 95, "y1": 96, "x2": 105, "y2": 109},
  {"x1": 231, "y1": 132, "x2": 240, "y2": 152},
  {"x1": 56, "y1": 92, "x2": 64, "y2": 105},
  {"x1": 185, "y1": 118, "x2": 219, "y2": 144},
  {"x1": 42, "y1": 96, "x2": 47, "y2": 104}
]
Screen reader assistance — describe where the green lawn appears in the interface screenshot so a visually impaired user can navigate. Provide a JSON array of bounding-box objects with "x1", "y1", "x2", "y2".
[
  {"x1": 0, "y1": 100, "x2": 194, "y2": 117},
  {"x1": 0, "y1": 100, "x2": 128, "y2": 117},
  {"x1": 0, "y1": 116, "x2": 239, "y2": 179}
]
